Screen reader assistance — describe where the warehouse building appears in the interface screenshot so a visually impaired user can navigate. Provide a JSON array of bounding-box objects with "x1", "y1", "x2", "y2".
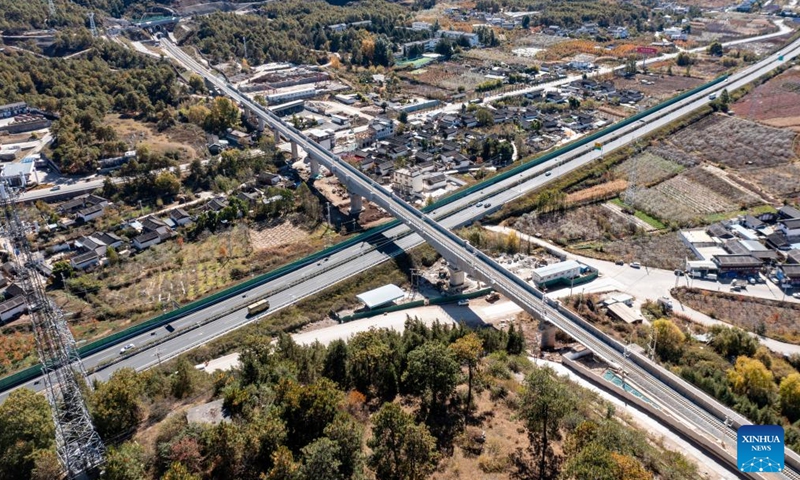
[{"x1": 530, "y1": 260, "x2": 582, "y2": 287}]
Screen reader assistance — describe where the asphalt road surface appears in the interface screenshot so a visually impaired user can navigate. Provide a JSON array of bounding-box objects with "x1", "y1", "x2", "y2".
[{"x1": 3, "y1": 33, "x2": 800, "y2": 401}]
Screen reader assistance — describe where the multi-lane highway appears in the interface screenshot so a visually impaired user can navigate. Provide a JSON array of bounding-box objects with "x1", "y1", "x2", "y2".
[{"x1": 5, "y1": 29, "x2": 800, "y2": 479}]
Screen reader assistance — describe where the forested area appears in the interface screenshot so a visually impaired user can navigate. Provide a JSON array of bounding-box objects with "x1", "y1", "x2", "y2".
[
  {"x1": 475, "y1": 0, "x2": 649, "y2": 28},
  {"x1": 0, "y1": 43, "x2": 187, "y2": 173},
  {"x1": 185, "y1": 0, "x2": 428, "y2": 67},
  {"x1": 0, "y1": 0, "x2": 89, "y2": 32},
  {"x1": 0, "y1": 319, "x2": 699, "y2": 479}
]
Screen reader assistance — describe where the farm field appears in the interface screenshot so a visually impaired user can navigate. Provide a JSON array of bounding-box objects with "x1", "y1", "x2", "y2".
[
  {"x1": 630, "y1": 170, "x2": 732, "y2": 225},
  {"x1": 514, "y1": 205, "x2": 640, "y2": 246},
  {"x1": 614, "y1": 74, "x2": 705, "y2": 101},
  {"x1": 576, "y1": 231, "x2": 695, "y2": 271},
  {"x1": 672, "y1": 287, "x2": 800, "y2": 344},
  {"x1": 614, "y1": 151, "x2": 685, "y2": 187},
  {"x1": 732, "y1": 66, "x2": 800, "y2": 131},
  {"x1": 669, "y1": 114, "x2": 798, "y2": 169},
  {"x1": 747, "y1": 163, "x2": 800, "y2": 200},
  {"x1": 401, "y1": 62, "x2": 488, "y2": 92}
]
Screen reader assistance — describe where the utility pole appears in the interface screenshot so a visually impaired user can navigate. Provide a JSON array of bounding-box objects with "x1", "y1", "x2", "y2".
[
  {"x1": 242, "y1": 36, "x2": 247, "y2": 62},
  {"x1": 0, "y1": 179, "x2": 104, "y2": 478}
]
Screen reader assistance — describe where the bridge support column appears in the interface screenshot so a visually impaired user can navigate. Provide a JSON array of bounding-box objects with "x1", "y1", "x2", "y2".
[
  {"x1": 448, "y1": 263, "x2": 466, "y2": 288},
  {"x1": 291, "y1": 141, "x2": 299, "y2": 160},
  {"x1": 539, "y1": 320, "x2": 557, "y2": 350},
  {"x1": 310, "y1": 158, "x2": 321, "y2": 178},
  {"x1": 348, "y1": 192, "x2": 363, "y2": 217},
  {"x1": 257, "y1": 117, "x2": 266, "y2": 131},
  {"x1": 273, "y1": 129, "x2": 280, "y2": 144}
]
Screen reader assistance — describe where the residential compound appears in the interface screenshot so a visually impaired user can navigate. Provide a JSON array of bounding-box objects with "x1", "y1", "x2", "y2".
[{"x1": 680, "y1": 206, "x2": 800, "y2": 289}]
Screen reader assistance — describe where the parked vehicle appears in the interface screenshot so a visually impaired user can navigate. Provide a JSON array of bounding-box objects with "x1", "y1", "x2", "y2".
[
  {"x1": 615, "y1": 260, "x2": 624, "y2": 265},
  {"x1": 485, "y1": 292, "x2": 500, "y2": 303},
  {"x1": 457, "y1": 299, "x2": 470, "y2": 306},
  {"x1": 630, "y1": 262, "x2": 641, "y2": 269}
]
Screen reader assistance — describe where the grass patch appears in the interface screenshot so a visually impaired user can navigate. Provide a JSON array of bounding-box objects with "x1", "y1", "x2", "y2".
[
  {"x1": 609, "y1": 198, "x2": 667, "y2": 229},
  {"x1": 703, "y1": 204, "x2": 777, "y2": 224}
]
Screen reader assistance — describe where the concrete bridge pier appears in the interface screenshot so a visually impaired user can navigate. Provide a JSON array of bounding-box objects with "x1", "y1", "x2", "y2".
[
  {"x1": 448, "y1": 263, "x2": 466, "y2": 288},
  {"x1": 273, "y1": 129, "x2": 280, "y2": 144},
  {"x1": 291, "y1": 141, "x2": 299, "y2": 160},
  {"x1": 540, "y1": 320, "x2": 558, "y2": 350},
  {"x1": 348, "y1": 192, "x2": 363, "y2": 217},
  {"x1": 310, "y1": 158, "x2": 321, "y2": 178},
  {"x1": 257, "y1": 117, "x2": 266, "y2": 131}
]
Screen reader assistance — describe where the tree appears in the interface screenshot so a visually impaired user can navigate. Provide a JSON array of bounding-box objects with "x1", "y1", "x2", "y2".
[
  {"x1": 450, "y1": 333, "x2": 483, "y2": 411},
  {"x1": 517, "y1": 366, "x2": 575, "y2": 480},
  {"x1": 324, "y1": 413, "x2": 364, "y2": 479},
  {"x1": 434, "y1": 38, "x2": 454, "y2": 58},
  {"x1": 568, "y1": 96, "x2": 581, "y2": 109},
  {"x1": 163, "y1": 462, "x2": 201, "y2": 480},
  {"x1": 92, "y1": 367, "x2": 145, "y2": 439},
  {"x1": 522, "y1": 15, "x2": 531, "y2": 28},
  {"x1": 104, "y1": 442, "x2": 148, "y2": 480},
  {"x1": 172, "y1": 357, "x2": 197, "y2": 399},
  {"x1": 652, "y1": 319, "x2": 684, "y2": 363},
  {"x1": 507, "y1": 324, "x2": 525, "y2": 355},
  {"x1": 299, "y1": 437, "x2": 341, "y2": 479},
  {"x1": 476, "y1": 108, "x2": 493, "y2": 127},
  {"x1": 30, "y1": 449, "x2": 62, "y2": 480},
  {"x1": 323, "y1": 339, "x2": 349, "y2": 387},
  {"x1": 368, "y1": 403, "x2": 439, "y2": 480},
  {"x1": 676, "y1": 52, "x2": 692, "y2": 67},
  {"x1": 188, "y1": 75, "x2": 207, "y2": 93},
  {"x1": 728, "y1": 356, "x2": 777, "y2": 408},
  {"x1": 51, "y1": 261, "x2": 74, "y2": 288},
  {"x1": 707, "y1": 41, "x2": 723, "y2": 56},
  {"x1": 709, "y1": 326, "x2": 757, "y2": 359},
  {"x1": 205, "y1": 97, "x2": 241, "y2": 133},
  {"x1": 398, "y1": 111, "x2": 408, "y2": 123},
  {"x1": 403, "y1": 342, "x2": 459, "y2": 412},
  {"x1": 278, "y1": 378, "x2": 343, "y2": 450},
  {"x1": 0, "y1": 389, "x2": 55, "y2": 479},
  {"x1": 348, "y1": 329, "x2": 398, "y2": 399},
  {"x1": 153, "y1": 171, "x2": 181, "y2": 198},
  {"x1": 265, "y1": 447, "x2": 300, "y2": 480},
  {"x1": 560, "y1": 442, "x2": 617, "y2": 480},
  {"x1": 186, "y1": 104, "x2": 211, "y2": 126},
  {"x1": 624, "y1": 57, "x2": 637, "y2": 76},
  {"x1": 780, "y1": 373, "x2": 800, "y2": 421}
]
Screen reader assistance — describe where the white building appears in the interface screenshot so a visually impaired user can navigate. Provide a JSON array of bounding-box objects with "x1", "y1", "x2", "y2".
[
  {"x1": 438, "y1": 30, "x2": 480, "y2": 47},
  {"x1": 393, "y1": 168, "x2": 423, "y2": 196},
  {"x1": 530, "y1": 260, "x2": 582, "y2": 286},
  {"x1": 1, "y1": 160, "x2": 37, "y2": 186},
  {"x1": 369, "y1": 118, "x2": 394, "y2": 140},
  {"x1": 663, "y1": 27, "x2": 687, "y2": 41},
  {"x1": 308, "y1": 128, "x2": 336, "y2": 150},
  {"x1": 266, "y1": 87, "x2": 317, "y2": 105},
  {"x1": 411, "y1": 21, "x2": 432, "y2": 31}
]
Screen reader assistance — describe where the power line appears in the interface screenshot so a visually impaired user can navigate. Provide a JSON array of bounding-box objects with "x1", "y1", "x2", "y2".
[{"x1": 0, "y1": 179, "x2": 104, "y2": 479}]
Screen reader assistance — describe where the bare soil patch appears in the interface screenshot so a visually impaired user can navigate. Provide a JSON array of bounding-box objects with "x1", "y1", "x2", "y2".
[
  {"x1": 575, "y1": 231, "x2": 696, "y2": 271},
  {"x1": 249, "y1": 220, "x2": 310, "y2": 250},
  {"x1": 514, "y1": 205, "x2": 640, "y2": 246},
  {"x1": 732, "y1": 66, "x2": 800, "y2": 128},
  {"x1": 105, "y1": 114, "x2": 207, "y2": 162},
  {"x1": 614, "y1": 74, "x2": 705, "y2": 101}
]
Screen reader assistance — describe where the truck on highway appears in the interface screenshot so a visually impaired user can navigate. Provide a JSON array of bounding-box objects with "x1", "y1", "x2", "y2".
[{"x1": 247, "y1": 298, "x2": 270, "y2": 316}]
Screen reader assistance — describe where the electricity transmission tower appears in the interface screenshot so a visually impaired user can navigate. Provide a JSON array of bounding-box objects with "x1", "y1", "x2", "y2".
[
  {"x1": 0, "y1": 181, "x2": 104, "y2": 479},
  {"x1": 88, "y1": 12, "x2": 98, "y2": 37}
]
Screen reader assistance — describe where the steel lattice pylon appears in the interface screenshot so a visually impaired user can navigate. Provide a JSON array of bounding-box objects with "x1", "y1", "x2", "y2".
[{"x1": 0, "y1": 182, "x2": 104, "y2": 479}]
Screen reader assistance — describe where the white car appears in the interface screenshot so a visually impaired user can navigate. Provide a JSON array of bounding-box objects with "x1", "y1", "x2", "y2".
[
  {"x1": 457, "y1": 299, "x2": 470, "y2": 306},
  {"x1": 119, "y1": 343, "x2": 135, "y2": 355},
  {"x1": 793, "y1": 293, "x2": 800, "y2": 300}
]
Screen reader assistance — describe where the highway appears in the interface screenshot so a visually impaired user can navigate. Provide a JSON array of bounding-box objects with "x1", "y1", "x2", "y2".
[{"x1": 5, "y1": 32, "x2": 800, "y2": 478}]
